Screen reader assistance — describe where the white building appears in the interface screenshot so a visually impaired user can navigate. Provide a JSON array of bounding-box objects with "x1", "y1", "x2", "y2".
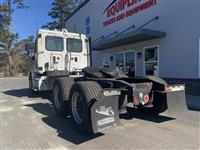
[{"x1": 65, "y1": 0, "x2": 200, "y2": 79}]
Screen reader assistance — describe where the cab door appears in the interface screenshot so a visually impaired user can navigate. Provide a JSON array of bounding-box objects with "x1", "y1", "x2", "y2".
[
  {"x1": 45, "y1": 36, "x2": 65, "y2": 71},
  {"x1": 37, "y1": 33, "x2": 66, "y2": 73},
  {"x1": 66, "y1": 36, "x2": 88, "y2": 72}
]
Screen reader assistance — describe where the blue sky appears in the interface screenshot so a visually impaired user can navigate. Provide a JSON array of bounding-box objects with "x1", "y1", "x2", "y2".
[{"x1": 12, "y1": 0, "x2": 53, "y2": 39}]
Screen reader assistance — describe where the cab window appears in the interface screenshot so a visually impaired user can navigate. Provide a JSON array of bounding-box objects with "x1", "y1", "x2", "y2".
[
  {"x1": 45, "y1": 36, "x2": 63, "y2": 51},
  {"x1": 67, "y1": 38, "x2": 82, "y2": 52}
]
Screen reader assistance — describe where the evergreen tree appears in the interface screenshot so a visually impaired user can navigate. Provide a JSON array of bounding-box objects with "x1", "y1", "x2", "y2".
[
  {"x1": 0, "y1": 0, "x2": 29, "y2": 76},
  {"x1": 44, "y1": 0, "x2": 85, "y2": 30},
  {"x1": 0, "y1": 0, "x2": 29, "y2": 47}
]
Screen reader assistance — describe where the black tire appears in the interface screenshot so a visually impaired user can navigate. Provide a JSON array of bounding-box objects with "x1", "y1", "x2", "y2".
[
  {"x1": 28, "y1": 73, "x2": 37, "y2": 95},
  {"x1": 52, "y1": 77, "x2": 74, "y2": 117},
  {"x1": 69, "y1": 81, "x2": 102, "y2": 133},
  {"x1": 28, "y1": 73, "x2": 33, "y2": 90}
]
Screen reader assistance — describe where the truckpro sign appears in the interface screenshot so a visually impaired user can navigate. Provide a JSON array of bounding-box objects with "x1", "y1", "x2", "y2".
[{"x1": 103, "y1": 0, "x2": 157, "y2": 27}]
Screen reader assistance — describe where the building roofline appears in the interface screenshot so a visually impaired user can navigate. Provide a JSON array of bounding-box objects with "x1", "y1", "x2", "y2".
[{"x1": 65, "y1": 0, "x2": 90, "y2": 22}]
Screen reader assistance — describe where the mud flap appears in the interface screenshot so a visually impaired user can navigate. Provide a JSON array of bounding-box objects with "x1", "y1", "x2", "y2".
[
  {"x1": 90, "y1": 89, "x2": 121, "y2": 133},
  {"x1": 165, "y1": 91, "x2": 188, "y2": 116},
  {"x1": 159, "y1": 85, "x2": 188, "y2": 117}
]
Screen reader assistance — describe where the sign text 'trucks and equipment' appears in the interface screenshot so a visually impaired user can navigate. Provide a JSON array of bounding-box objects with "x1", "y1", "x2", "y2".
[{"x1": 103, "y1": 0, "x2": 157, "y2": 27}]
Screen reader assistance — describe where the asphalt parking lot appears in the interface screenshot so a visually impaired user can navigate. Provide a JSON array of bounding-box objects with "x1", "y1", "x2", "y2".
[{"x1": 0, "y1": 77, "x2": 200, "y2": 150}]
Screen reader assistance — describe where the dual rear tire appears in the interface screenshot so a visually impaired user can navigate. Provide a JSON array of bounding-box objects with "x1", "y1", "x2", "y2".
[
  {"x1": 69, "y1": 81, "x2": 102, "y2": 133},
  {"x1": 52, "y1": 79, "x2": 102, "y2": 133},
  {"x1": 52, "y1": 77, "x2": 74, "y2": 117}
]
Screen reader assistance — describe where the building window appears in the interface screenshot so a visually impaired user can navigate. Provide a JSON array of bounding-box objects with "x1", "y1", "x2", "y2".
[
  {"x1": 102, "y1": 53, "x2": 110, "y2": 68},
  {"x1": 85, "y1": 17, "x2": 90, "y2": 35},
  {"x1": 116, "y1": 53, "x2": 124, "y2": 69},
  {"x1": 144, "y1": 46, "x2": 159, "y2": 76},
  {"x1": 116, "y1": 51, "x2": 136, "y2": 76}
]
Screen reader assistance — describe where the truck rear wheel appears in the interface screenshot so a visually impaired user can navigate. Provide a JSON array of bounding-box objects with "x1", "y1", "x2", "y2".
[
  {"x1": 28, "y1": 73, "x2": 37, "y2": 94},
  {"x1": 69, "y1": 81, "x2": 102, "y2": 133},
  {"x1": 52, "y1": 77, "x2": 74, "y2": 117}
]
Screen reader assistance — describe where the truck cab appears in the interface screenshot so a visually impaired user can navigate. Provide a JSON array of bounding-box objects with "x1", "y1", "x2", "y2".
[
  {"x1": 29, "y1": 29, "x2": 91, "y2": 91},
  {"x1": 35, "y1": 29, "x2": 90, "y2": 74}
]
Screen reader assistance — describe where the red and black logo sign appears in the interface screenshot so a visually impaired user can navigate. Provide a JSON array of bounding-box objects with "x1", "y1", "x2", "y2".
[
  {"x1": 103, "y1": 0, "x2": 145, "y2": 17},
  {"x1": 102, "y1": 0, "x2": 157, "y2": 26},
  {"x1": 103, "y1": 0, "x2": 118, "y2": 14}
]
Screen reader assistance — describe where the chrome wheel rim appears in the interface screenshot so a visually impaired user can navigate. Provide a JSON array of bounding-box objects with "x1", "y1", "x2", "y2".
[{"x1": 71, "y1": 92, "x2": 84, "y2": 124}]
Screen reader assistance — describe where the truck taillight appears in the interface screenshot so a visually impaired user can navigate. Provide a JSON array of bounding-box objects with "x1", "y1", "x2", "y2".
[
  {"x1": 133, "y1": 94, "x2": 149, "y2": 105},
  {"x1": 133, "y1": 97, "x2": 139, "y2": 105},
  {"x1": 143, "y1": 95, "x2": 149, "y2": 103}
]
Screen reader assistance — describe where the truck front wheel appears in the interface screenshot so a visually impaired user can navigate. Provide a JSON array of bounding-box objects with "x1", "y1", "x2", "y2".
[{"x1": 29, "y1": 73, "x2": 33, "y2": 90}]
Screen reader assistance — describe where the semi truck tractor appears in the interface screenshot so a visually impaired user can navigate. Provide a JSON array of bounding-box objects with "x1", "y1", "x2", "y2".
[{"x1": 27, "y1": 29, "x2": 188, "y2": 133}]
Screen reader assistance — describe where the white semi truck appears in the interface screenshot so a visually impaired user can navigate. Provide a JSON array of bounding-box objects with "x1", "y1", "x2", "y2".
[{"x1": 28, "y1": 29, "x2": 188, "y2": 134}]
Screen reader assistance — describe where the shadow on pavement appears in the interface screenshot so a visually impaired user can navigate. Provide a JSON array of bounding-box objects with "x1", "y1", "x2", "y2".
[
  {"x1": 189, "y1": 107, "x2": 200, "y2": 111},
  {"x1": 4, "y1": 88, "x2": 183, "y2": 144},
  {"x1": 120, "y1": 107, "x2": 175, "y2": 123},
  {"x1": 25, "y1": 103, "x2": 104, "y2": 145},
  {"x1": 3, "y1": 88, "x2": 52, "y2": 100}
]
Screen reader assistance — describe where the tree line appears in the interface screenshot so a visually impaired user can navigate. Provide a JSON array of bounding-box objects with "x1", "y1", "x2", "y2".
[{"x1": 0, "y1": 0, "x2": 84, "y2": 76}]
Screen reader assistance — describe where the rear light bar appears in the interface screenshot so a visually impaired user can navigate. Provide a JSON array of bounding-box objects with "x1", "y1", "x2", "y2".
[
  {"x1": 165, "y1": 85, "x2": 185, "y2": 93},
  {"x1": 143, "y1": 95, "x2": 149, "y2": 103}
]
